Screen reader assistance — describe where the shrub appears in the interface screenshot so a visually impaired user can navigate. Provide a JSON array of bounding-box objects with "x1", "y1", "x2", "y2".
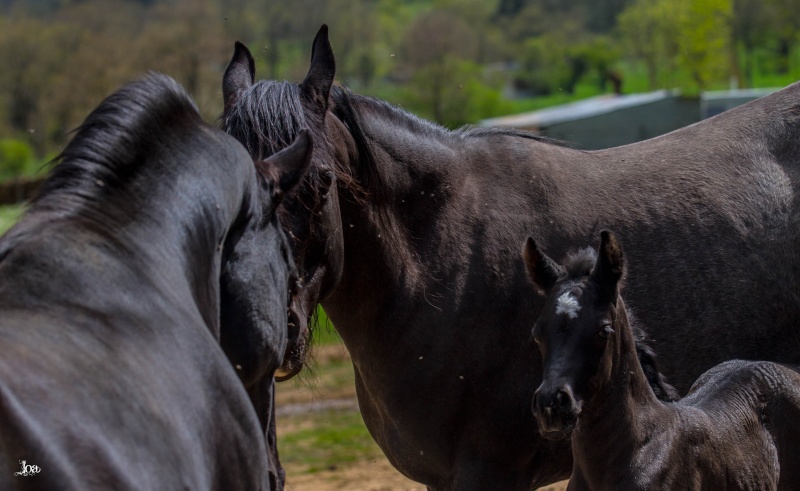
[{"x1": 0, "y1": 139, "x2": 39, "y2": 180}]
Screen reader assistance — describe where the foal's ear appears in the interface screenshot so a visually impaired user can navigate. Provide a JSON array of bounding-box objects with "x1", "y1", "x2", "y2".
[
  {"x1": 300, "y1": 24, "x2": 336, "y2": 114},
  {"x1": 223, "y1": 41, "x2": 255, "y2": 109},
  {"x1": 523, "y1": 237, "x2": 562, "y2": 294},
  {"x1": 260, "y1": 130, "x2": 314, "y2": 202},
  {"x1": 591, "y1": 230, "x2": 625, "y2": 301}
]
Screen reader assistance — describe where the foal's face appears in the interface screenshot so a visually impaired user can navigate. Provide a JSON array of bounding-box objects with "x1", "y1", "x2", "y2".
[
  {"x1": 530, "y1": 280, "x2": 615, "y2": 439},
  {"x1": 523, "y1": 232, "x2": 624, "y2": 439}
]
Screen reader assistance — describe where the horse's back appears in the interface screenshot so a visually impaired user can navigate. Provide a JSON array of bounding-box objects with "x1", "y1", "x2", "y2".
[
  {"x1": 683, "y1": 359, "x2": 800, "y2": 406},
  {"x1": 680, "y1": 360, "x2": 800, "y2": 490}
]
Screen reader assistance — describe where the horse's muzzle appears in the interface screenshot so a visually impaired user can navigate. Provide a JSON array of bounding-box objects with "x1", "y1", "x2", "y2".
[
  {"x1": 275, "y1": 306, "x2": 309, "y2": 382},
  {"x1": 532, "y1": 385, "x2": 580, "y2": 439}
]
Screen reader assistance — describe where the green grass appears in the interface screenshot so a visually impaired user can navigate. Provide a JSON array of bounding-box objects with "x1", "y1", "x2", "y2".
[
  {"x1": 312, "y1": 306, "x2": 342, "y2": 346},
  {"x1": 279, "y1": 409, "x2": 384, "y2": 474},
  {"x1": 0, "y1": 204, "x2": 23, "y2": 234}
]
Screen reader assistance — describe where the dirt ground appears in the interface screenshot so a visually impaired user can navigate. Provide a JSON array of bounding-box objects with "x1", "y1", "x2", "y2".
[
  {"x1": 285, "y1": 458, "x2": 569, "y2": 491},
  {"x1": 284, "y1": 458, "x2": 426, "y2": 491}
]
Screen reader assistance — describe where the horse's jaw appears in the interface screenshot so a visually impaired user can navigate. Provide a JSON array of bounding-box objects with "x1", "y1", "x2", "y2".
[{"x1": 276, "y1": 260, "x2": 333, "y2": 381}]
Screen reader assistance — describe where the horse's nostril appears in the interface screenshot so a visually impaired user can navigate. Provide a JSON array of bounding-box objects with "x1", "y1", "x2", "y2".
[
  {"x1": 532, "y1": 391, "x2": 548, "y2": 420},
  {"x1": 556, "y1": 387, "x2": 572, "y2": 410}
]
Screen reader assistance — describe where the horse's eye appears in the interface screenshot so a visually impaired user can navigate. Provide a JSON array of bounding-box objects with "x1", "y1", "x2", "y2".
[{"x1": 598, "y1": 325, "x2": 614, "y2": 339}]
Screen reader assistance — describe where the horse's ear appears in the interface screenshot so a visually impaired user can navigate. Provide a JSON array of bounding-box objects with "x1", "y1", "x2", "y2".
[
  {"x1": 223, "y1": 41, "x2": 255, "y2": 109},
  {"x1": 300, "y1": 24, "x2": 335, "y2": 114},
  {"x1": 590, "y1": 230, "x2": 624, "y2": 302},
  {"x1": 261, "y1": 129, "x2": 314, "y2": 202},
  {"x1": 523, "y1": 237, "x2": 562, "y2": 294}
]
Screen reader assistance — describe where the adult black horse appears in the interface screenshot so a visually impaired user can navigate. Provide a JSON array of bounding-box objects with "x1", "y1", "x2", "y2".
[
  {"x1": 221, "y1": 26, "x2": 800, "y2": 490},
  {"x1": 0, "y1": 74, "x2": 311, "y2": 490}
]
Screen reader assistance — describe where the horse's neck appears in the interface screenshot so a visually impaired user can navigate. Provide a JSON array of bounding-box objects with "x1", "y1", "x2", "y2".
[
  {"x1": 571, "y1": 303, "x2": 668, "y2": 480},
  {"x1": 331, "y1": 112, "x2": 462, "y2": 299},
  {"x1": 21, "y1": 162, "x2": 242, "y2": 328}
]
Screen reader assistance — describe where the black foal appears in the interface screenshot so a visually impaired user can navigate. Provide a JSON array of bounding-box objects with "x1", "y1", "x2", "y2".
[{"x1": 523, "y1": 230, "x2": 800, "y2": 491}]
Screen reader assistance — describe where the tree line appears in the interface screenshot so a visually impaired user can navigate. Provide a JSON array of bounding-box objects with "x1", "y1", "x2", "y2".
[{"x1": 0, "y1": 0, "x2": 799, "y2": 168}]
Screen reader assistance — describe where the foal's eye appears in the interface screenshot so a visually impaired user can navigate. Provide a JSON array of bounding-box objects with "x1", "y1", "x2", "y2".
[{"x1": 598, "y1": 325, "x2": 614, "y2": 339}]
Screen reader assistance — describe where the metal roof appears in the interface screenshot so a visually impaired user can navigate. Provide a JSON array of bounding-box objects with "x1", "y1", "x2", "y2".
[
  {"x1": 480, "y1": 89, "x2": 680, "y2": 129},
  {"x1": 480, "y1": 87, "x2": 785, "y2": 130},
  {"x1": 701, "y1": 87, "x2": 779, "y2": 100}
]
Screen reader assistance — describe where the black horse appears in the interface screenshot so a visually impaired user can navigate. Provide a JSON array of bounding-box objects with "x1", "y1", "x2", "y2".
[
  {"x1": 0, "y1": 74, "x2": 311, "y2": 490},
  {"x1": 221, "y1": 26, "x2": 800, "y2": 489},
  {"x1": 524, "y1": 231, "x2": 800, "y2": 491}
]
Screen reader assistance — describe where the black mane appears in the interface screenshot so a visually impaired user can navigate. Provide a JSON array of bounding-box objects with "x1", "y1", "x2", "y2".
[
  {"x1": 220, "y1": 80, "x2": 311, "y2": 160},
  {"x1": 35, "y1": 73, "x2": 200, "y2": 210},
  {"x1": 332, "y1": 85, "x2": 566, "y2": 145},
  {"x1": 221, "y1": 81, "x2": 566, "y2": 203},
  {"x1": 329, "y1": 87, "x2": 569, "y2": 195}
]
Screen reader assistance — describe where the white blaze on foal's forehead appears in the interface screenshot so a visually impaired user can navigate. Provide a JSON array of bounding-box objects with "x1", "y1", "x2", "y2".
[{"x1": 555, "y1": 291, "x2": 581, "y2": 319}]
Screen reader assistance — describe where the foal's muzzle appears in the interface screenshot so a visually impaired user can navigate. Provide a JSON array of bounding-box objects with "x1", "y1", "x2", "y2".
[{"x1": 532, "y1": 384, "x2": 580, "y2": 440}]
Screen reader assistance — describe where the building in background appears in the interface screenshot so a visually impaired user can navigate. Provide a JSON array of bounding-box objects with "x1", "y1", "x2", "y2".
[{"x1": 480, "y1": 88, "x2": 780, "y2": 150}]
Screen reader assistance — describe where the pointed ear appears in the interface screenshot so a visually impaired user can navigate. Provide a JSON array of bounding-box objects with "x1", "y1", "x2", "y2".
[
  {"x1": 259, "y1": 129, "x2": 313, "y2": 202},
  {"x1": 223, "y1": 41, "x2": 255, "y2": 109},
  {"x1": 590, "y1": 230, "x2": 625, "y2": 302},
  {"x1": 522, "y1": 237, "x2": 563, "y2": 294},
  {"x1": 299, "y1": 24, "x2": 335, "y2": 114}
]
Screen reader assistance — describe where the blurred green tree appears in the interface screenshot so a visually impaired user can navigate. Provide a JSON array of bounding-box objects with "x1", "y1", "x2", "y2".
[{"x1": 0, "y1": 139, "x2": 36, "y2": 179}]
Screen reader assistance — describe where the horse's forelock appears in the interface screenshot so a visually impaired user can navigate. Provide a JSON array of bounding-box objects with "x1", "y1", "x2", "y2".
[
  {"x1": 221, "y1": 81, "x2": 310, "y2": 161},
  {"x1": 562, "y1": 247, "x2": 597, "y2": 280},
  {"x1": 221, "y1": 81, "x2": 357, "y2": 197}
]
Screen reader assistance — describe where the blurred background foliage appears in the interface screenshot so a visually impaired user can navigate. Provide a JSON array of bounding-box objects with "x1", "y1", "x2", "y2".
[{"x1": 0, "y1": 0, "x2": 799, "y2": 172}]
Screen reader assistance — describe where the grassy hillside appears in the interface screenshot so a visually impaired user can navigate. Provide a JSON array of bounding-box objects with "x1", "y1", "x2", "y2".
[{"x1": 0, "y1": 204, "x2": 22, "y2": 234}]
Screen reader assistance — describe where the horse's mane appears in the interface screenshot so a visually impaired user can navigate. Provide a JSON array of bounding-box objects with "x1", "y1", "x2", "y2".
[
  {"x1": 221, "y1": 81, "x2": 310, "y2": 160},
  {"x1": 330, "y1": 87, "x2": 568, "y2": 195},
  {"x1": 34, "y1": 73, "x2": 201, "y2": 210},
  {"x1": 332, "y1": 86, "x2": 567, "y2": 145},
  {"x1": 560, "y1": 246, "x2": 679, "y2": 401},
  {"x1": 219, "y1": 80, "x2": 570, "y2": 291},
  {"x1": 221, "y1": 81, "x2": 566, "y2": 203}
]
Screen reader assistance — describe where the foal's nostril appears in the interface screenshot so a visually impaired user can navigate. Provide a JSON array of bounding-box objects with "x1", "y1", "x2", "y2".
[
  {"x1": 532, "y1": 389, "x2": 550, "y2": 419},
  {"x1": 556, "y1": 387, "x2": 571, "y2": 410}
]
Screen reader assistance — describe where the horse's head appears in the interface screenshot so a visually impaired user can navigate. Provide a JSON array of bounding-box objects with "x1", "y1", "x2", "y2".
[
  {"x1": 219, "y1": 131, "x2": 313, "y2": 390},
  {"x1": 221, "y1": 25, "x2": 348, "y2": 380},
  {"x1": 522, "y1": 231, "x2": 625, "y2": 440}
]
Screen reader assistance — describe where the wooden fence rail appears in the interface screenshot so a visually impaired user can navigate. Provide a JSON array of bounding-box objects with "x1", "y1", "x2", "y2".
[{"x1": 0, "y1": 177, "x2": 44, "y2": 206}]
